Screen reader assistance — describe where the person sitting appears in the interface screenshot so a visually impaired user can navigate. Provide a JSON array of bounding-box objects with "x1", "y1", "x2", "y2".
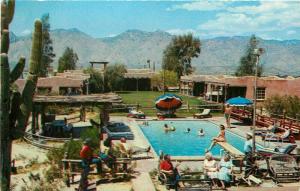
[
  {"x1": 159, "y1": 154, "x2": 182, "y2": 187},
  {"x1": 185, "y1": 128, "x2": 191, "y2": 133},
  {"x1": 198, "y1": 128, "x2": 205, "y2": 136},
  {"x1": 164, "y1": 124, "x2": 176, "y2": 131},
  {"x1": 206, "y1": 125, "x2": 226, "y2": 152},
  {"x1": 99, "y1": 137, "x2": 117, "y2": 171},
  {"x1": 203, "y1": 152, "x2": 218, "y2": 186},
  {"x1": 79, "y1": 138, "x2": 101, "y2": 190},
  {"x1": 117, "y1": 137, "x2": 151, "y2": 157},
  {"x1": 217, "y1": 154, "x2": 233, "y2": 189}
]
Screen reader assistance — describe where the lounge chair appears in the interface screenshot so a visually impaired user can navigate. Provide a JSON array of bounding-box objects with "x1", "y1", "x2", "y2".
[
  {"x1": 258, "y1": 144, "x2": 297, "y2": 157},
  {"x1": 127, "y1": 109, "x2": 146, "y2": 119},
  {"x1": 255, "y1": 125, "x2": 277, "y2": 135},
  {"x1": 264, "y1": 129, "x2": 294, "y2": 143},
  {"x1": 193, "y1": 109, "x2": 212, "y2": 119},
  {"x1": 268, "y1": 154, "x2": 300, "y2": 183}
]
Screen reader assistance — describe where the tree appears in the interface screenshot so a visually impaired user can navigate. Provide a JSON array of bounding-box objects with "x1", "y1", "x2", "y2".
[
  {"x1": 104, "y1": 64, "x2": 127, "y2": 92},
  {"x1": 151, "y1": 70, "x2": 178, "y2": 90},
  {"x1": 57, "y1": 47, "x2": 78, "y2": 72},
  {"x1": 84, "y1": 67, "x2": 104, "y2": 93},
  {"x1": 40, "y1": 13, "x2": 55, "y2": 77},
  {"x1": 235, "y1": 35, "x2": 263, "y2": 76},
  {"x1": 163, "y1": 33, "x2": 201, "y2": 79},
  {"x1": 265, "y1": 95, "x2": 300, "y2": 118}
]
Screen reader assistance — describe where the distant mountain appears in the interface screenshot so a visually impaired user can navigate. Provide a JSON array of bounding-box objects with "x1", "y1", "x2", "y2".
[{"x1": 8, "y1": 28, "x2": 300, "y2": 76}]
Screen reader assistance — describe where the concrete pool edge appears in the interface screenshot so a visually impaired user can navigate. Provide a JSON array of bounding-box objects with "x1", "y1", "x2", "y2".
[
  {"x1": 125, "y1": 118, "x2": 159, "y2": 159},
  {"x1": 128, "y1": 118, "x2": 273, "y2": 161}
]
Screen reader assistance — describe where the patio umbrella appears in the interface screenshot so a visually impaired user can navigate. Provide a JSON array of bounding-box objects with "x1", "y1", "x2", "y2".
[
  {"x1": 226, "y1": 96, "x2": 253, "y2": 106},
  {"x1": 155, "y1": 93, "x2": 183, "y2": 111}
]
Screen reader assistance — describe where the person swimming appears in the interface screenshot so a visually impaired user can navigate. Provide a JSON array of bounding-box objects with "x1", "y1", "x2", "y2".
[
  {"x1": 198, "y1": 128, "x2": 205, "y2": 136},
  {"x1": 185, "y1": 128, "x2": 191, "y2": 133},
  {"x1": 164, "y1": 124, "x2": 175, "y2": 131}
]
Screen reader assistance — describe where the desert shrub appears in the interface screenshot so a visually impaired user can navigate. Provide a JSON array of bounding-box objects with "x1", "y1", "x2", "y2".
[
  {"x1": 264, "y1": 95, "x2": 300, "y2": 118},
  {"x1": 45, "y1": 165, "x2": 62, "y2": 183},
  {"x1": 20, "y1": 173, "x2": 61, "y2": 191}
]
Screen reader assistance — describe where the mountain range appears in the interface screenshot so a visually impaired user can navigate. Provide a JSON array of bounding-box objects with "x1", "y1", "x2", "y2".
[{"x1": 8, "y1": 29, "x2": 300, "y2": 76}]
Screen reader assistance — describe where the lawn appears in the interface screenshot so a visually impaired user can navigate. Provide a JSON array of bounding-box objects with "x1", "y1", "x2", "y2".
[{"x1": 114, "y1": 91, "x2": 212, "y2": 117}]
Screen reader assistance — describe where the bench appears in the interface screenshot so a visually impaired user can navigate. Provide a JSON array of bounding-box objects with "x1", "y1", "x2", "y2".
[{"x1": 62, "y1": 158, "x2": 132, "y2": 185}]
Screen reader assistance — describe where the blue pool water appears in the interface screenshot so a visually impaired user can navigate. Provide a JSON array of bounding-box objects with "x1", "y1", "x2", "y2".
[{"x1": 139, "y1": 120, "x2": 247, "y2": 156}]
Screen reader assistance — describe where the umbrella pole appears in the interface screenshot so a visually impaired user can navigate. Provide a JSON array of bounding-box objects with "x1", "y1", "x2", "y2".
[{"x1": 252, "y1": 55, "x2": 259, "y2": 152}]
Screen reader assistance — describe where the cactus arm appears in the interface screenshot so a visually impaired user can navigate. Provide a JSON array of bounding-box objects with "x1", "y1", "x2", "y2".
[
  {"x1": 6, "y1": 0, "x2": 15, "y2": 24},
  {"x1": 1, "y1": 29, "x2": 9, "y2": 53},
  {"x1": 1, "y1": 2, "x2": 7, "y2": 32},
  {"x1": 29, "y1": 20, "x2": 43, "y2": 75},
  {"x1": 13, "y1": 20, "x2": 42, "y2": 139},
  {"x1": 9, "y1": 91, "x2": 21, "y2": 138},
  {"x1": 10, "y1": 57, "x2": 25, "y2": 83},
  {"x1": 0, "y1": 53, "x2": 10, "y2": 127}
]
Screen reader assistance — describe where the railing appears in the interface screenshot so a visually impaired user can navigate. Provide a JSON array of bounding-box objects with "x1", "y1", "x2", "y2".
[
  {"x1": 111, "y1": 103, "x2": 223, "y2": 113},
  {"x1": 23, "y1": 129, "x2": 77, "y2": 150}
]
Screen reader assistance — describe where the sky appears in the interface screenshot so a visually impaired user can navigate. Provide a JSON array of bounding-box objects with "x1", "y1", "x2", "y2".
[{"x1": 11, "y1": 0, "x2": 300, "y2": 40}]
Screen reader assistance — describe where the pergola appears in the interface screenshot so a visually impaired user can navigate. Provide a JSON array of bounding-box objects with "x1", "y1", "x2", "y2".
[{"x1": 31, "y1": 93, "x2": 123, "y2": 142}]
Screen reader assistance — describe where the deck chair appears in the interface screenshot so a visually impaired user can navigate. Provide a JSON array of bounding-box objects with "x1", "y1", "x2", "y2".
[
  {"x1": 264, "y1": 129, "x2": 292, "y2": 143},
  {"x1": 254, "y1": 125, "x2": 277, "y2": 135},
  {"x1": 193, "y1": 109, "x2": 212, "y2": 119},
  {"x1": 258, "y1": 144, "x2": 297, "y2": 157},
  {"x1": 268, "y1": 154, "x2": 300, "y2": 183}
]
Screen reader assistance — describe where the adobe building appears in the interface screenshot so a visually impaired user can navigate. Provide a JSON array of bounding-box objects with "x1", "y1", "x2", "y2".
[
  {"x1": 123, "y1": 69, "x2": 156, "y2": 91},
  {"x1": 15, "y1": 70, "x2": 90, "y2": 95},
  {"x1": 180, "y1": 75, "x2": 300, "y2": 103}
]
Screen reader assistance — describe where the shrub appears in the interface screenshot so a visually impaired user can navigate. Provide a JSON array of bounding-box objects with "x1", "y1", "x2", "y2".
[
  {"x1": 80, "y1": 127, "x2": 99, "y2": 151},
  {"x1": 264, "y1": 95, "x2": 300, "y2": 118}
]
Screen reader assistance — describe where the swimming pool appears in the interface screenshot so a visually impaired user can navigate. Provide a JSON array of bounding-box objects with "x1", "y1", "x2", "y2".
[{"x1": 139, "y1": 120, "x2": 248, "y2": 156}]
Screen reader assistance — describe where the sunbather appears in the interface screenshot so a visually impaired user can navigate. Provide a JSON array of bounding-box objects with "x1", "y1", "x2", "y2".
[
  {"x1": 117, "y1": 137, "x2": 151, "y2": 157},
  {"x1": 206, "y1": 125, "x2": 226, "y2": 152}
]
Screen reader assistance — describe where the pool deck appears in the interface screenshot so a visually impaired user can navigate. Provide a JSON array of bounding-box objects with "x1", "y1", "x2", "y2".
[{"x1": 111, "y1": 116, "x2": 300, "y2": 190}]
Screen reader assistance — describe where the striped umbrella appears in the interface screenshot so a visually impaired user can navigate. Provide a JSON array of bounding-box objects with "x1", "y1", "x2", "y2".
[{"x1": 155, "y1": 93, "x2": 183, "y2": 111}]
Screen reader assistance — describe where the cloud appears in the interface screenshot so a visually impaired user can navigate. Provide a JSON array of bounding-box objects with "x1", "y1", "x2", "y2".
[
  {"x1": 167, "y1": 1, "x2": 229, "y2": 11},
  {"x1": 21, "y1": 29, "x2": 31, "y2": 36},
  {"x1": 287, "y1": 30, "x2": 296, "y2": 35},
  {"x1": 166, "y1": 28, "x2": 197, "y2": 35},
  {"x1": 196, "y1": 1, "x2": 300, "y2": 38}
]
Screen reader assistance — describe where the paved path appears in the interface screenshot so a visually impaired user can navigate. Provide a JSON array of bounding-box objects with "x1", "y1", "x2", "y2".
[{"x1": 132, "y1": 172, "x2": 156, "y2": 191}]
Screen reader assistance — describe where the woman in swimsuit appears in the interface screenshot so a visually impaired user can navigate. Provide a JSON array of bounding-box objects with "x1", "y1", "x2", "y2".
[{"x1": 206, "y1": 125, "x2": 226, "y2": 152}]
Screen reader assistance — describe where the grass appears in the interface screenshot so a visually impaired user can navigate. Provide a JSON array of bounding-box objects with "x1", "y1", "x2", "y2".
[{"x1": 114, "y1": 91, "x2": 209, "y2": 117}]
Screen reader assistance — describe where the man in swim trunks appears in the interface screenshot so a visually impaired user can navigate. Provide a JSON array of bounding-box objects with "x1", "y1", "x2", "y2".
[{"x1": 224, "y1": 104, "x2": 232, "y2": 128}]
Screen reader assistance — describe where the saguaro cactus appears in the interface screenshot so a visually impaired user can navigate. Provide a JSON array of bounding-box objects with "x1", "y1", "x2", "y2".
[{"x1": 0, "y1": 0, "x2": 42, "y2": 190}]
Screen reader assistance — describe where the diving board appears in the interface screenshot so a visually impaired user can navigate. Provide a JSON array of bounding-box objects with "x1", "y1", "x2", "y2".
[{"x1": 216, "y1": 142, "x2": 244, "y2": 158}]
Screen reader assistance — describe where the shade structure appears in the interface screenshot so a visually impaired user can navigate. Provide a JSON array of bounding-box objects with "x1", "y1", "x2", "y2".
[
  {"x1": 226, "y1": 96, "x2": 253, "y2": 106},
  {"x1": 155, "y1": 93, "x2": 183, "y2": 111}
]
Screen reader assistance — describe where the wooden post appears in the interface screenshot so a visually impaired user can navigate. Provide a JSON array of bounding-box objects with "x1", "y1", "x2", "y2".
[
  {"x1": 31, "y1": 106, "x2": 36, "y2": 134},
  {"x1": 217, "y1": 86, "x2": 219, "y2": 103}
]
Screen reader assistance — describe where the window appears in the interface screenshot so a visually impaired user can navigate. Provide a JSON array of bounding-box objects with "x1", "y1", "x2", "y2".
[{"x1": 256, "y1": 87, "x2": 266, "y2": 100}]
